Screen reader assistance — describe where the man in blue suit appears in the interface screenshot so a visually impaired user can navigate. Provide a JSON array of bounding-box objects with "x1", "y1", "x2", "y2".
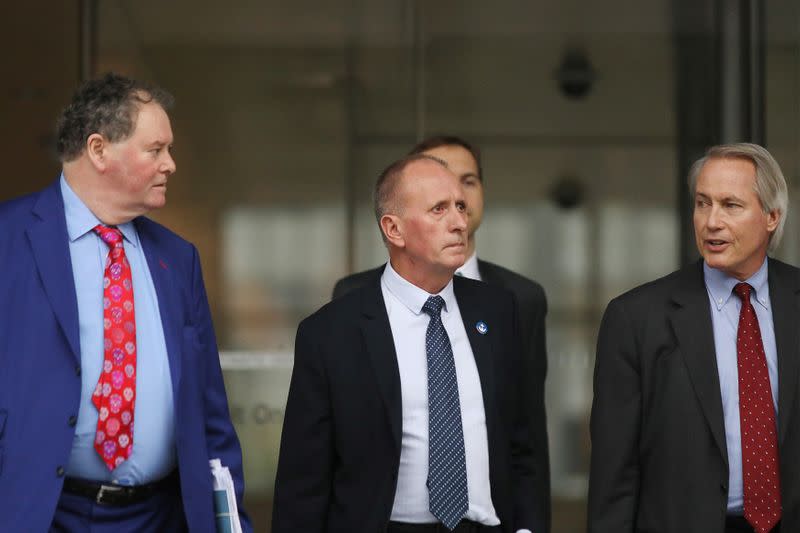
[{"x1": 0, "y1": 73, "x2": 250, "y2": 532}]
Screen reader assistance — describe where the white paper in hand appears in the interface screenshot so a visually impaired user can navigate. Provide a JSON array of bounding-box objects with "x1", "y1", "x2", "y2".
[{"x1": 209, "y1": 458, "x2": 243, "y2": 533}]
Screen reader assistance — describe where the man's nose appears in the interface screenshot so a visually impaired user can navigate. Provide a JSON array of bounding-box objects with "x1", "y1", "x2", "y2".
[
  {"x1": 706, "y1": 205, "x2": 723, "y2": 228},
  {"x1": 162, "y1": 153, "x2": 177, "y2": 175},
  {"x1": 453, "y1": 208, "x2": 467, "y2": 231}
]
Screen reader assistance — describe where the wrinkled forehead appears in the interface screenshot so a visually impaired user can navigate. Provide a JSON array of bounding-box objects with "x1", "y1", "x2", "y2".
[
  {"x1": 396, "y1": 162, "x2": 461, "y2": 206},
  {"x1": 402, "y1": 159, "x2": 458, "y2": 187},
  {"x1": 695, "y1": 156, "x2": 758, "y2": 191},
  {"x1": 131, "y1": 101, "x2": 173, "y2": 134}
]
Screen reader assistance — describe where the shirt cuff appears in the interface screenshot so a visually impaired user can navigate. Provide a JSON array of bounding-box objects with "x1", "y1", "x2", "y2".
[{"x1": 515, "y1": 530, "x2": 533, "y2": 533}]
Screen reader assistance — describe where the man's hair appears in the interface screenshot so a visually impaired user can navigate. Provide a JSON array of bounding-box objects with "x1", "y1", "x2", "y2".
[
  {"x1": 688, "y1": 142, "x2": 789, "y2": 253},
  {"x1": 409, "y1": 135, "x2": 482, "y2": 182},
  {"x1": 56, "y1": 72, "x2": 175, "y2": 162},
  {"x1": 373, "y1": 154, "x2": 448, "y2": 243}
]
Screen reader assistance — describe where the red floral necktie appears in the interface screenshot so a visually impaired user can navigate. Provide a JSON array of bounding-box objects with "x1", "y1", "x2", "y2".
[
  {"x1": 734, "y1": 282, "x2": 781, "y2": 533},
  {"x1": 93, "y1": 225, "x2": 136, "y2": 470}
]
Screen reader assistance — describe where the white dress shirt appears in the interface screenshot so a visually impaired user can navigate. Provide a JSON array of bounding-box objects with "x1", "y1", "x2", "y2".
[
  {"x1": 456, "y1": 251, "x2": 482, "y2": 281},
  {"x1": 382, "y1": 262, "x2": 500, "y2": 526}
]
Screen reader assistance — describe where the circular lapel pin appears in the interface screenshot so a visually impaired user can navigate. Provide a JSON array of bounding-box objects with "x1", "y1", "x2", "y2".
[{"x1": 476, "y1": 321, "x2": 488, "y2": 335}]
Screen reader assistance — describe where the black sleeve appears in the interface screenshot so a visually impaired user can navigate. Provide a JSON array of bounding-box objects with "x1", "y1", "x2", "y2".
[
  {"x1": 587, "y1": 297, "x2": 642, "y2": 533},
  {"x1": 524, "y1": 285, "x2": 551, "y2": 533},
  {"x1": 271, "y1": 318, "x2": 334, "y2": 532}
]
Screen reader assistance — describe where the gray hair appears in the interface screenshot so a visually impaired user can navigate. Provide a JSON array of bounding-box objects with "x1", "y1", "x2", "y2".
[{"x1": 688, "y1": 143, "x2": 788, "y2": 253}]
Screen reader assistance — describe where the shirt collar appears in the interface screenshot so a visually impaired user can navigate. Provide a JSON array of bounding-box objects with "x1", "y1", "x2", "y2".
[
  {"x1": 456, "y1": 250, "x2": 481, "y2": 281},
  {"x1": 60, "y1": 174, "x2": 138, "y2": 247},
  {"x1": 382, "y1": 261, "x2": 457, "y2": 316},
  {"x1": 703, "y1": 257, "x2": 770, "y2": 311}
]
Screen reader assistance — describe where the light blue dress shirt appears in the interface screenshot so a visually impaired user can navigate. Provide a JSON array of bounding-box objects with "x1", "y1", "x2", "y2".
[
  {"x1": 703, "y1": 258, "x2": 779, "y2": 513},
  {"x1": 61, "y1": 175, "x2": 176, "y2": 485}
]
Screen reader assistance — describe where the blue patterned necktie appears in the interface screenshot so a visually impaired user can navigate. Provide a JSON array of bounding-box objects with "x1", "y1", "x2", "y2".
[{"x1": 422, "y1": 295, "x2": 468, "y2": 530}]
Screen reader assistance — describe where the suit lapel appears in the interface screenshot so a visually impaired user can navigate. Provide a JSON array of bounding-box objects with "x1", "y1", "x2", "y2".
[
  {"x1": 27, "y1": 182, "x2": 81, "y2": 362},
  {"x1": 135, "y1": 219, "x2": 182, "y2": 391},
  {"x1": 768, "y1": 258, "x2": 800, "y2": 445},
  {"x1": 454, "y1": 277, "x2": 498, "y2": 456},
  {"x1": 360, "y1": 282, "x2": 403, "y2": 452},
  {"x1": 669, "y1": 262, "x2": 728, "y2": 466}
]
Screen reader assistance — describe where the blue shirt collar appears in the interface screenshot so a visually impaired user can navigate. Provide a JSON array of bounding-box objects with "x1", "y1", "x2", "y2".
[
  {"x1": 382, "y1": 261, "x2": 457, "y2": 316},
  {"x1": 60, "y1": 174, "x2": 138, "y2": 247},
  {"x1": 703, "y1": 257, "x2": 770, "y2": 311}
]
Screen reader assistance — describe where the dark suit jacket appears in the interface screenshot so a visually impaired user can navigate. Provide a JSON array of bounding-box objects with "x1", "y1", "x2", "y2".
[
  {"x1": 332, "y1": 260, "x2": 551, "y2": 531},
  {"x1": 588, "y1": 259, "x2": 800, "y2": 533},
  {"x1": 0, "y1": 180, "x2": 250, "y2": 532},
  {"x1": 273, "y1": 275, "x2": 541, "y2": 532}
]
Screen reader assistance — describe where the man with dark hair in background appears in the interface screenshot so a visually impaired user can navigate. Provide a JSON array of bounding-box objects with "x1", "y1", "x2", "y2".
[
  {"x1": 333, "y1": 136, "x2": 551, "y2": 531},
  {"x1": 0, "y1": 73, "x2": 249, "y2": 532},
  {"x1": 274, "y1": 154, "x2": 541, "y2": 532}
]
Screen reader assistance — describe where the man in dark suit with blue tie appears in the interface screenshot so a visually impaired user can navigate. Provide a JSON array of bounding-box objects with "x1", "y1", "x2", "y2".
[
  {"x1": 0, "y1": 73, "x2": 249, "y2": 532},
  {"x1": 273, "y1": 154, "x2": 542, "y2": 532},
  {"x1": 332, "y1": 136, "x2": 551, "y2": 531}
]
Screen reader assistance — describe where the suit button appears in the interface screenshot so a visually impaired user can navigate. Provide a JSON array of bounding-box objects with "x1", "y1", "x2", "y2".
[
  {"x1": 56, "y1": 466, "x2": 65, "y2": 477},
  {"x1": 75, "y1": 366, "x2": 81, "y2": 376},
  {"x1": 68, "y1": 415, "x2": 77, "y2": 427},
  {"x1": 721, "y1": 482, "x2": 728, "y2": 492}
]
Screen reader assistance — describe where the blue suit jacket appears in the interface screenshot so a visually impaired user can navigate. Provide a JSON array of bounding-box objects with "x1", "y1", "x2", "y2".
[{"x1": 0, "y1": 180, "x2": 250, "y2": 532}]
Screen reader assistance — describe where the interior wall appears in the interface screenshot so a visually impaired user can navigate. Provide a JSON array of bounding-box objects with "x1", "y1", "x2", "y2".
[{"x1": 0, "y1": 2, "x2": 81, "y2": 197}]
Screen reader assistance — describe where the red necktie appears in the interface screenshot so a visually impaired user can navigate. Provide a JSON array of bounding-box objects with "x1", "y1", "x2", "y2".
[
  {"x1": 93, "y1": 225, "x2": 137, "y2": 470},
  {"x1": 734, "y1": 282, "x2": 781, "y2": 533}
]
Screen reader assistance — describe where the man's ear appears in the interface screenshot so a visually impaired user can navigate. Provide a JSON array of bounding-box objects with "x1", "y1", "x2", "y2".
[
  {"x1": 85, "y1": 133, "x2": 108, "y2": 171},
  {"x1": 766, "y1": 209, "x2": 780, "y2": 233},
  {"x1": 380, "y1": 214, "x2": 404, "y2": 248}
]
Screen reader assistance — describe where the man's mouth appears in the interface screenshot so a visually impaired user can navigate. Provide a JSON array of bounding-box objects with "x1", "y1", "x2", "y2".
[{"x1": 705, "y1": 239, "x2": 729, "y2": 251}]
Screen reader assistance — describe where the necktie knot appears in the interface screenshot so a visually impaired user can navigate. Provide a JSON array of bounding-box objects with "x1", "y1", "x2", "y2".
[
  {"x1": 733, "y1": 282, "x2": 753, "y2": 301},
  {"x1": 94, "y1": 225, "x2": 123, "y2": 249},
  {"x1": 422, "y1": 295, "x2": 446, "y2": 318}
]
